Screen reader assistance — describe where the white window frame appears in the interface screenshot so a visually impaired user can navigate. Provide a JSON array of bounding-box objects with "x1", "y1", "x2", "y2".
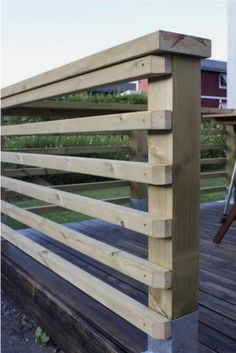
[{"x1": 219, "y1": 73, "x2": 227, "y2": 89}]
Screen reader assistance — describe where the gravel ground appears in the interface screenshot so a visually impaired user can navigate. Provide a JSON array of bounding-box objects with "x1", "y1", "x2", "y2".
[{"x1": 1, "y1": 291, "x2": 64, "y2": 353}]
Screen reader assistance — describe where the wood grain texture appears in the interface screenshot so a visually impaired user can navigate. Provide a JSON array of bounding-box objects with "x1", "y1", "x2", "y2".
[
  {"x1": 1, "y1": 56, "x2": 171, "y2": 109},
  {"x1": 129, "y1": 131, "x2": 148, "y2": 201},
  {"x1": 23, "y1": 196, "x2": 130, "y2": 214},
  {"x1": 1, "y1": 30, "x2": 210, "y2": 99},
  {"x1": 1, "y1": 176, "x2": 172, "y2": 238},
  {"x1": 2, "y1": 152, "x2": 172, "y2": 185},
  {"x1": 148, "y1": 56, "x2": 201, "y2": 319},
  {"x1": 2, "y1": 110, "x2": 172, "y2": 136},
  {"x1": 2, "y1": 203, "x2": 235, "y2": 353},
  {"x1": 1, "y1": 223, "x2": 171, "y2": 339},
  {"x1": 5, "y1": 146, "x2": 130, "y2": 155},
  {"x1": 6, "y1": 180, "x2": 129, "y2": 199},
  {"x1": 1, "y1": 201, "x2": 171, "y2": 288}
]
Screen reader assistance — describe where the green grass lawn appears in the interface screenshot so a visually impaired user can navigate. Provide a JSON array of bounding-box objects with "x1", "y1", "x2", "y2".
[
  {"x1": 200, "y1": 177, "x2": 225, "y2": 203},
  {"x1": 7, "y1": 178, "x2": 226, "y2": 230}
]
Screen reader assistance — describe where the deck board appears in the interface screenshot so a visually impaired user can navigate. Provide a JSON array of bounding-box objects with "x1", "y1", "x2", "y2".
[{"x1": 1, "y1": 202, "x2": 236, "y2": 353}]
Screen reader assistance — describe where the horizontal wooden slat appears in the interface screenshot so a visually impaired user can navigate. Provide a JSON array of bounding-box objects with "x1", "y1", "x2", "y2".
[
  {"x1": 2, "y1": 152, "x2": 172, "y2": 185},
  {"x1": 201, "y1": 129, "x2": 226, "y2": 136},
  {"x1": 2, "y1": 30, "x2": 210, "y2": 99},
  {"x1": 2, "y1": 100, "x2": 147, "y2": 116},
  {"x1": 1, "y1": 110, "x2": 172, "y2": 136},
  {"x1": 201, "y1": 107, "x2": 236, "y2": 115},
  {"x1": 25, "y1": 197, "x2": 130, "y2": 214},
  {"x1": 1, "y1": 56, "x2": 171, "y2": 109},
  {"x1": 4, "y1": 167, "x2": 71, "y2": 177},
  {"x1": 201, "y1": 158, "x2": 226, "y2": 165},
  {"x1": 25, "y1": 204, "x2": 62, "y2": 214},
  {"x1": 200, "y1": 186, "x2": 226, "y2": 194},
  {"x1": 201, "y1": 144, "x2": 226, "y2": 151},
  {"x1": 1, "y1": 223, "x2": 170, "y2": 339},
  {"x1": 200, "y1": 171, "x2": 227, "y2": 179},
  {"x1": 202, "y1": 113, "x2": 236, "y2": 120},
  {"x1": 50, "y1": 180, "x2": 129, "y2": 191},
  {"x1": 1, "y1": 201, "x2": 171, "y2": 288},
  {"x1": 5, "y1": 146, "x2": 130, "y2": 155},
  {"x1": 6, "y1": 180, "x2": 129, "y2": 198},
  {"x1": 1, "y1": 177, "x2": 172, "y2": 238}
]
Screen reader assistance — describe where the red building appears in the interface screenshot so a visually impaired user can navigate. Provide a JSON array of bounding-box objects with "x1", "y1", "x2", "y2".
[{"x1": 138, "y1": 59, "x2": 227, "y2": 108}]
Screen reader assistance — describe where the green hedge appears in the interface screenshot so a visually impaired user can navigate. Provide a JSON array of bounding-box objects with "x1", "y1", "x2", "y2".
[{"x1": 4, "y1": 93, "x2": 227, "y2": 184}]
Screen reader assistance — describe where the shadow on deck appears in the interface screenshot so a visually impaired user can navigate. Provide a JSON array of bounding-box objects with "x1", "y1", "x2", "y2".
[{"x1": 1, "y1": 202, "x2": 236, "y2": 353}]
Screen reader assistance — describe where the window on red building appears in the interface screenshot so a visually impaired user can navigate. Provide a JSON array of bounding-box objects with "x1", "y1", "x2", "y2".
[{"x1": 219, "y1": 73, "x2": 227, "y2": 89}]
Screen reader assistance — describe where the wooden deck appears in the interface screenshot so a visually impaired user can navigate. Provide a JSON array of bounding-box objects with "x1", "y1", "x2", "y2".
[{"x1": 1, "y1": 201, "x2": 236, "y2": 353}]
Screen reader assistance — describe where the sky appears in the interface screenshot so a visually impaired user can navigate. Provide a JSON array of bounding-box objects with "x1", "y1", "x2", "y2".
[{"x1": 1, "y1": 0, "x2": 228, "y2": 87}]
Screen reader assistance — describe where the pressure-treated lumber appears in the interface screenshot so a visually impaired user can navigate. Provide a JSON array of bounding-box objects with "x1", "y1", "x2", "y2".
[
  {"x1": 147, "y1": 56, "x2": 201, "y2": 319},
  {"x1": 202, "y1": 113, "x2": 236, "y2": 121},
  {"x1": 2, "y1": 30, "x2": 211, "y2": 100},
  {"x1": 4, "y1": 167, "x2": 71, "y2": 178},
  {"x1": 129, "y1": 131, "x2": 148, "y2": 202},
  {"x1": 50, "y1": 180, "x2": 129, "y2": 191},
  {"x1": 200, "y1": 171, "x2": 227, "y2": 179},
  {"x1": 1, "y1": 177, "x2": 172, "y2": 238},
  {"x1": 5, "y1": 146, "x2": 130, "y2": 155},
  {"x1": 2, "y1": 100, "x2": 147, "y2": 116},
  {"x1": 2, "y1": 203, "x2": 236, "y2": 353},
  {"x1": 24, "y1": 196, "x2": 130, "y2": 214},
  {"x1": 201, "y1": 129, "x2": 226, "y2": 136},
  {"x1": 201, "y1": 144, "x2": 226, "y2": 151},
  {"x1": 2, "y1": 152, "x2": 172, "y2": 185},
  {"x1": 200, "y1": 186, "x2": 226, "y2": 194},
  {"x1": 1, "y1": 116, "x2": 6, "y2": 208},
  {"x1": 8, "y1": 102, "x2": 232, "y2": 119},
  {"x1": 1, "y1": 201, "x2": 171, "y2": 288},
  {"x1": 201, "y1": 158, "x2": 226, "y2": 165},
  {"x1": 1, "y1": 223, "x2": 170, "y2": 339},
  {"x1": 5, "y1": 180, "x2": 129, "y2": 199},
  {"x1": 1, "y1": 56, "x2": 171, "y2": 109},
  {"x1": 201, "y1": 107, "x2": 236, "y2": 115},
  {"x1": 1, "y1": 110, "x2": 172, "y2": 136}
]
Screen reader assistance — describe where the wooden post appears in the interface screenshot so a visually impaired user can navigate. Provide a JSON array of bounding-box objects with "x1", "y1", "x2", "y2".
[
  {"x1": 1, "y1": 115, "x2": 7, "y2": 224},
  {"x1": 129, "y1": 131, "x2": 148, "y2": 210},
  {"x1": 147, "y1": 56, "x2": 201, "y2": 352}
]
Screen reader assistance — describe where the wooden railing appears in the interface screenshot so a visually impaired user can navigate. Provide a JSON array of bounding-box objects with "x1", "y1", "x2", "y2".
[
  {"x1": 1, "y1": 30, "x2": 212, "y2": 340},
  {"x1": 3, "y1": 109, "x2": 230, "y2": 202},
  {"x1": 200, "y1": 108, "x2": 236, "y2": 197}
]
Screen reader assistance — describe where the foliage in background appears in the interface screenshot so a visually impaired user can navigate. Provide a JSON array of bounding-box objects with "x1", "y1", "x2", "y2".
[
  {"x1": 200, "y1": 121, "x2": 227, "y2": 172},
  {"x1": 35, "y1": 326, "x2": 50, "y2": 346},
  {"x1": 58, "y1": 92, "x2": 147, "y2": 105},
  {"x1": 4, "y1": 93, "x2": 227, "y2": 201},
  {"x1": 4, "y1": 93, "x2": 147, "y2": 125}
]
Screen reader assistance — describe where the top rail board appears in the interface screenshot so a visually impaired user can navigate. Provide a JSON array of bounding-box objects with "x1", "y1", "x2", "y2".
[
  {"x1": 1, "y1": 56, "x2": 171, "y2": 109},
  {"x1": 1, "y1": 30, "x2": 211, "y2": 99}
]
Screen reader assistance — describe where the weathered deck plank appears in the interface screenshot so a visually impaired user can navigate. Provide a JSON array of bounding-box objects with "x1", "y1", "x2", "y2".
[{"x1": 1, "y1": 202, "x2": 236, "y2": 353}]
